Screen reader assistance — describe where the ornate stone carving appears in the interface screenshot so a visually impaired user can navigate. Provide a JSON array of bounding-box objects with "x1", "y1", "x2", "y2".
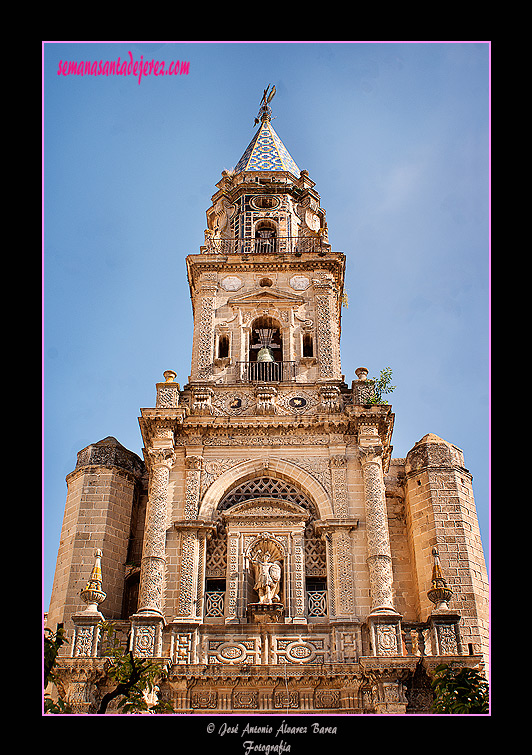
[
  {"x1": 319, "y1": 384, "x2": 342, "y2": 412},
  {"x1": 255, "y1": 385, "x2": 278, "y2": 415},
  {"x1": 191, "y1": 386, "x2": 214, "y2": 415},
  {"x1": 184, "y1": 455, "x2": 202, "y2": 519},
  {"x1": 329, "y1": 455, "x2": 349, "y2": 517},
  {"x1": 195, "y1": 276, "x2": 217, "y2": 380},
  {"x1": 173, "y1": 632, "x2": 193, "y2": 664}
]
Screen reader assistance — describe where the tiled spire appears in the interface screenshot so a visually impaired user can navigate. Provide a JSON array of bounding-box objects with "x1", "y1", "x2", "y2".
[{"x1": 234, "y1": 85, "x2": 300, "y2": 175}]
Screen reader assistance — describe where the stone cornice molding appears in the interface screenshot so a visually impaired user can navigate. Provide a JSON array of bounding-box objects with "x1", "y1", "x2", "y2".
[
  {"x1": 65, "y1": 463, "x2": 144, "y2": 486},
  {"x1": 172, "y1": 519, "x2": 216, "y2": 534},
  {"x1": 314, "y1": 518, "x2": 359, "y2": 534},
  {"x1": 186, "y1": 254, "x2": 346, "y2": 293}
]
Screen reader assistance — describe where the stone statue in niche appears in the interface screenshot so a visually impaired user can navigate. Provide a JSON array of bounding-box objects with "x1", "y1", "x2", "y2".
[{"x1": 250, "y1": 550, "x2": 282, "y2": 604}]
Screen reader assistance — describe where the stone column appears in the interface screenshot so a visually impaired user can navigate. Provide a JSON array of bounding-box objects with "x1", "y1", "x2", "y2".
[
  {"x1": 290, "y1": 528, "x2": 307, "y2": 623},
  {"x1": 136, "y1": 448, "x2": 175, "y2": 617},
  {"x1": 359, "y1": 424, "x2": 402, "y2": 655},
  {"x1": 359, "y1": 427, "x2": 395, "y2": 614}
]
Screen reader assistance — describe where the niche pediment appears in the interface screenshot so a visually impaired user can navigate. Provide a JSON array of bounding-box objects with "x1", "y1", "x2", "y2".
[{"x1": 222, "y1": 497, "x2": 309, "y2": 523}]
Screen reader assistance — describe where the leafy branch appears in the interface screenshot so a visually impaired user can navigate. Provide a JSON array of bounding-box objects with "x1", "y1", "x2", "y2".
[
  {"x1": 97, "y1": 622, "x2": 173, "y2": 714},
  {"x1": 44, "y1": 624, "x2": 72, "y2": 714},
  {"x1": 431, "y1": 663, "x2": 489, "y2": 714},
  {"x1": 367, "y1": 367, "x2": 396, "y2": 405}
]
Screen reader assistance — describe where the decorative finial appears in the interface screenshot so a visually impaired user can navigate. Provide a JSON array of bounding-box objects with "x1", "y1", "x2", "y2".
[
  {"x1": 427, "y1": 547, "x2": 453, "y2": 610},
  {"x1": 254, "y1": 84, "x2": 276, "y2": 126},
  {"x1": 163, "y1": 370, "x2": 177, "y2": 383},
  {"x1": 80, "y1": 548, "x2": 107, "y2": 613}
]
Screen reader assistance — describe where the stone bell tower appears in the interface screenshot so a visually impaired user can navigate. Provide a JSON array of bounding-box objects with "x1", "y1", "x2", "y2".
[{"x1": 48, "y1": 88, "x2": 489, "y2": 714}]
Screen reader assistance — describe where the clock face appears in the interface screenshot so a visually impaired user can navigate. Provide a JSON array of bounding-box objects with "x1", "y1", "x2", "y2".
[{"x1": 221, "y1": 276, "x2": 243, "y2": 291}]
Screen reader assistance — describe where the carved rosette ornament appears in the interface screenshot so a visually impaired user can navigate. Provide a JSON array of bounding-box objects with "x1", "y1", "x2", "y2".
[{"x1": 137, "y1": 447, "x2": 175, "y2": 616}]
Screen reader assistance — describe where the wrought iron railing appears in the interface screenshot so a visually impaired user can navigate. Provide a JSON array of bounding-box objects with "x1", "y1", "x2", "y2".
[
  {"x1": 204, "y1": 236, "x2": 327, "y2": 255},
  {"x1": 238, "y1": 361, "x2": 296, "y2": 383}
]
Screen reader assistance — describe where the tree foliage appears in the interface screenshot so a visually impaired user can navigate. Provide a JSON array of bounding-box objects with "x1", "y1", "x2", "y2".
[
  {"x1": 97, "y1": 622, "x2": 173, "y2": 714},
  {"x1": 44, "y1": 624, "x2": 72, "y2": 714},
  {"x1": 431, "y1": 663, "x2": 489, "y2": 714}
]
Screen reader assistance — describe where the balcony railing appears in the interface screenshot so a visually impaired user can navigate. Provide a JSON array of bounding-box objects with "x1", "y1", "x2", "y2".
[
  {"x1": 238, "y1": 361, "x2": 296, "y2": 383},
  {"x1": 204, "y1": 236, "x2": 327, "y2": 255}
]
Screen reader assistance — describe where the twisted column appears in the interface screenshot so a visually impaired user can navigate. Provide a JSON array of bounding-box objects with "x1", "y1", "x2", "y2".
[{"x1": 137, "y1": 448, "x2": 175, "y2": 616}]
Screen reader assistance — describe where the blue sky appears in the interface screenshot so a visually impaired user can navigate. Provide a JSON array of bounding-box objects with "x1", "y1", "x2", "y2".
[{"x1": 43, "y1": 41, "x2": 490, "y2": 609}]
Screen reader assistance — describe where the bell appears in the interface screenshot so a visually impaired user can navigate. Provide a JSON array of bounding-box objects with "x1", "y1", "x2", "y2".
[{"x1": 256, "y1": 347, "x2": 275, "y2": 363}]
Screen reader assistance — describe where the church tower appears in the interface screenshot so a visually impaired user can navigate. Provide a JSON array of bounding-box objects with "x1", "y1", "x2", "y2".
[{"x1": 47, "y1": 88, "x2": 489, "y2": 714}]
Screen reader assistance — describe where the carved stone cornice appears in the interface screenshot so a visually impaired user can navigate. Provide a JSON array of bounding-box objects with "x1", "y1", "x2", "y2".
[
  {"x1": 172, "y1": 519, "x2": 215, "y2": 535},
  {"x1": 314, "y1": 518, "x2": 359, "y2": 534},
  {"x1": 138, "y1": 408, "x2": 187, "y2": 448},
  {"x1": 222, "y1": 497, "x2": 309, "y2": 523},
  {"x1": 186, "y1": 253, "x2": 346, "y2": 294},
  {"x1": 346, "y1": 404, "x2": 395, "y2": 444},
  {"x1": 359, "y1": 656, "x2": 419, "y2": 675},
  {"x1": 179, "y1": 414, "x2": 350, "y2": 434}
]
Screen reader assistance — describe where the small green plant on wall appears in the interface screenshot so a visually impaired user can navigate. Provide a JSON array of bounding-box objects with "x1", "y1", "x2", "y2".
[{"x1": 368, "y1": 367, "x2": 396, "y2": 405}]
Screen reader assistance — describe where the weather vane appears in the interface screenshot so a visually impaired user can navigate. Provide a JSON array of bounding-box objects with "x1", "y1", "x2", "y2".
[{"x1": 253, "y1": 83, "x2": 276, "y2": 126}]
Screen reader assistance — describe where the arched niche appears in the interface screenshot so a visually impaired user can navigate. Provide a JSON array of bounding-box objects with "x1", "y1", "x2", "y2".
[{"x1": 198, "y1": 458, "x2": 333, "y2": 523}]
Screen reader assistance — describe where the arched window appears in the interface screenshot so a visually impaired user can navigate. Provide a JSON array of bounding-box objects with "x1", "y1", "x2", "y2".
[
  {"x1": 249, "y1": 316, "x2": 282, "y2": 363},
  {"x1": 218, "y1": 475, "x2": 313, "y2": 512},
  {"x1": 254, "y1": 220, "x2": 277, "y2": 253},
  {"x1": 246, "y1": 315, "x2": 284, "y2": 381}
]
